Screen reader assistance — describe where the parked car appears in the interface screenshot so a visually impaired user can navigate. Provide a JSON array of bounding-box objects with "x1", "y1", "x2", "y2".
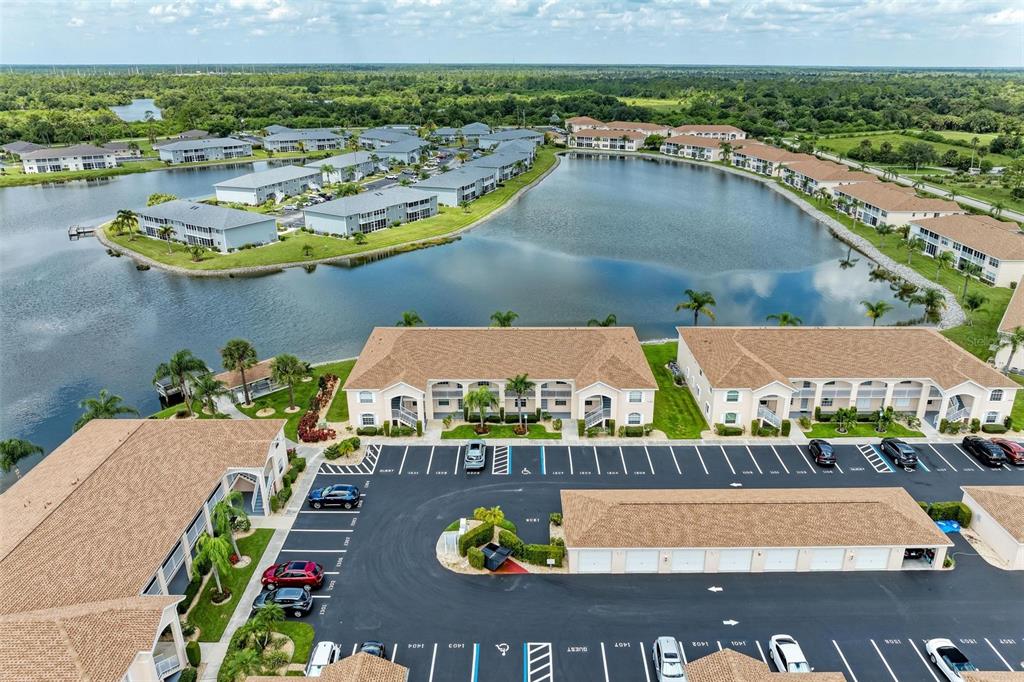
[
  {"x1": 385, "y1": 174, "x2": 398, "y2": 179},
  {"x1": 807, "y1": 439, "x2": 836, "y2": 467},
  {"x1": 359, "y1": 641, "x2": 387, "y2": 658},
  {"x1": 925, "y1": 638, "x2": 979, "y2": 681},
  {"x1": 464, "y1": 440, "x2": 486, "y2": 471},
  {"x1": 880, "y1": 438, "x2": 918, "y2": 470},
  {"x1": 651, "y1": 636, "x2": 687, "y2": 681},
  {"x1": 961, "y1": 436, "x2": 1008, "y2": 467},
  {"x1": 305, "y1": 641, "x2": 342, "y2": 677},
  {"x1": 262, "y1": 560, "x2": 324, "y2": 590},
  {"x1": 307, "y1": 483, "x2": 360, "y2": 510},
  {"x1": 251, "y1": 587, "x2": 314, "y2": 618},
  {"x1": 990, "y1": 438, "x2": 1024, "y2": 465},
  {"x1": 768, "y1": 634, "x2": 810, "y2": 673}
]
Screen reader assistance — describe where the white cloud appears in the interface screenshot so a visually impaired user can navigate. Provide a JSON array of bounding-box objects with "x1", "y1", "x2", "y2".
[
  {"x1": 67, "y1": 16, "x2": 85, "y2": 27},
  {"x1": 981, "y1": 7, "x2": 1024, "y2": 25}
]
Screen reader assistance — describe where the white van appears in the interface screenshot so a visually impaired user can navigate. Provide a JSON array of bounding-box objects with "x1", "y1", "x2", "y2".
[
  {"x1": 652, "y1": 636, "x2": 687, "y2": 681},
  {"x1": 305, "y1": 641, "x2": 342, "y2": 677}
]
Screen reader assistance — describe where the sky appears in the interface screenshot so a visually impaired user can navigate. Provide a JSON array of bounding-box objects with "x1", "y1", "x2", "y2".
[{"x1": 0, "y1": 0, "x2": 1022, "y2": 67}]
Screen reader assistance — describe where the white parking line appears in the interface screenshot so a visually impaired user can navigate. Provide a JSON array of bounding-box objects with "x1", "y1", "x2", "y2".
[
  {"x1": 298, "y1": 510, "x2": 359, "y2": 514},
  {"x1": 953, "y1": 444, "x2": 978, "y2": 468},
  {"x1": 279, "y1": 549, "x2": 347, "y2": 553},
  {"x1": 594, "y1": 446, "x2": 601, "y2": 475},
  {"x1": 323, "y1": 571, "x2": 340, "y2": 575},
  {"x1": 870, "y1": 639, "x2": 900, "y2": 681},
  {"x1": 619, "y1": 447, "x2": 629, "y2": 475},
  {"x1": 310, "y1": 595, "x2": 332, "y2": 599},
  {"x1": 351, "y1": 643, "x2": 358, "y2": 655},
  {"x1": 398, "y1": 446, "x2": 409, "y2": 475},
  {"x1": 927, "y1": 444, "x2": 957, "y2": 472},
  {"x1": 908, "y1": 639, "x2": 939, "y2": 681},
  {"x1": 600, "y1": 642, "x2": 610, "y2": 682},
  {"x1": 640, "y1": 642, "x2": 651, "y2": 682},
  {"x1": 644, "y1": 446, "x2": 656, "y2": 475},
  {"x1": 669, "y1": 446, "x2": 682, "y2": 475},
  {"x1": 288, "y1": 528, "x2": 353, "y2": 533},
  {"x1": 454, "y1": 446, "x2": 461, "y2": 474},
  {"x1": 677, "y1": 640, "x2": 688, "y2": 664},
  {"x1": 755, "y1": 640, "x2": 767, "y2": 664},
  {"x1": 985, "y1": 638, "x2": 1015, "y2": 670},
  {"x1": 390, "y1": 643, "x2": 398, "y2": 662},
  {"x1": 720, "y1": 447, "x2": 736, "y2": 475},
  {"x1": 794, "y1": 444, "x2": 817, "y2": 473},
  {"x1": 427, "y1": 446, "x2": 435, "y2": 474},
  {"x1": 832, "y1": 641, "x2": 858, "y2": 682},
  {"x1": 770, "y1": 445, "x2": 790, "y2": 474},
  {"x1": 745, "y1": 446, "x2": 763, "y2": 474},
  {"x1": 693, "y1": 446, "x2": 709, "y2": 475},
  {"x1": 716, "y1": 640, "x2": 723, "y2": 651},
  {"x1": 568, "y1": 447, "x2": 574, "y2": 475},
  {"x1": 428, "y1": 643, "x2": 438, "y2": 682}
]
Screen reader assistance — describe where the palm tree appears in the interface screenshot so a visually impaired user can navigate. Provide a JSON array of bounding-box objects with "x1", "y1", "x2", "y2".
[
  {"x1": 221, "y1": 645, "x2": 262, "y2": 682},
  {"x1": 112, "y1": 209, "x2": 137, "y2": 240},
  {"x1": 220, "y1": 338, "x2": 258, "y2": 406},
  {"x1": 963, "y1": 292, "x2": 986, "y2": 326},
  {"x1": 396, "y1": 310, "x2": 424, "y2": 327},
  {"x1": 910, "y1": 287, "x2": 946, "y2": 322},
  {"x1": 212, "y1": 490, "x2": 248, "y2": 557},
  {"x1": 338, "y1": 183, "x2": 360, "y2": 197},
  {"x1": 934, "y1": 250, "x2": 955, "y2": 279},
  {"x1": 270, "y1": 353, "x2": 306, "y2": 411},
  {"x1": 999, "y1": 326, "x2": 1024, "y2": 371},
  {"x1": 192, "y1": 372, "x2": 228, "y2": 415},
  {"x1": 465, "y1": 386, "x2": 498, "y2": 434},
  {"x1": 960, "y1": 262, "x2": 984, "y2": 301},
  {"x1": 153, "y1": 349, "x2": 207, "y2": 417},
  {"x1": 505, "y1": 373, "x2": 535, "y2": 430},
  {"x1": 490, "y1": 310, "x2": 518, "y2": 327},
  {"x1": 904, "y1": 236, "x2": 925, "y2": 265},
  {"x1": 187, "y1": 244, "x2": 205, "y2": 262},
  {"x1": 991, "y1": 201, "x2": 1004, "y2": 218},
  {"x1": 860, "y1": 300, "x2": 894, "y2": 326},
  {"x1": 766, "y1": 312, "x2": 803, "y2": 326},
  {"x1": 587, "y1": 314, "x2": 618, "y2": 327},
  {"x1": 473, "y1": 505, "x2": 505, "y2": 525},
  {"x1": 720, "y1": 141, "x2": 733, "y2": 164},
  {"x1": 318, "y1": 163, "x2": 335, "y2": 182},
  {"x1": 0, "y1": 438, "x2": 43, "y2": 474},
  {"x1": 156, "y1": 225, "x2": 175, "y2": 253},
  {"x1": 74, "y1": 389, "x2": 139, "y2": 431},
  {"x1": 814, "y1": 186, "x2": 830, "y2": 205},
  {"x1": 248, "y1": 603, "x2": 285, "y2": 649},
  {"x1": 194, "y1": 532, "x2": 233, "y2": 595},
  {"x1": 675, "y1": 289, "x2": 716, "y2": 325}
]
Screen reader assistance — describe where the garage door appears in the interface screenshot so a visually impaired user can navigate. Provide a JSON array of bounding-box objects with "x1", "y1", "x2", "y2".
[
  {"x1": 763, "y1": 549, "x2": 799, "y2": 571},
  {"x1": 718, "y1": 549, "x2": 753, "y2": 572},
  {"x1": 671, "y1": 550, "x2": 706, "y2": 573},
  {"x1": 577, "y1": 550, "x2": 612, "y2": 574},
  {"x1": 625, "y1": 550, "x2": 659, "y2": 573},
  {"x1": 854, "y1": 548, "x2": 891, "y2": 570},
  {"x1": 810, "y1": 548, "x2": 845, "y2": 571}
]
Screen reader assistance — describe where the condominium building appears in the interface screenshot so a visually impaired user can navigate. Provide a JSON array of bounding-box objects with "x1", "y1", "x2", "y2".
[
  {"x1": 302, "y1": 186, "x2": 437, "y2": 236},
  {"x1": 781, "y1": 158, "x2": 874, "y2": 197},
  {"x1": 603, "y1": 120, "x2": 673, "y2": 137},
  {"x1": 213, "y1": 164, "x2": 322, "y2": 205},
  {"x1": 909, "y1": 214, "x2": 1024, "y2": 286},
  {"x1": 730, "y1": 142, "x2": 802, "y2": 176},
  {"x1": 100, "y1": 141, "x2": 143, "y2": 159},
  {"x1": 20, "y1": 144, "x2": 119, "y2": 173},
  {"x1": 570, "y1": 129, "x2": 647, "y2": 151},
  {"x1": 343, "y1": 327, "x2": 657, "y2": 430},
  {"x1": 832, "y1": 181, "x2": 962, "y2": 228},
  {"x1": 305, "y1": 150, "x2": 382, "y2": 183},
  {"x1": 477, "y1": 128, "x2": 545, "y2": 150},
  {"x1": 659, "y1": 136, "x2": 727, "y2": 161},
  {"x1": 431, "y1": 122, "x2": 492, "y2": 144},
  {"x1": 376, "y1": 137, "x2": 431, "y2": 164},
  {"x1": 671, "y1": 124, "x2": 747, "y2": 140},
  {"x1": 156, "y1": 137, "x2": 252, "y2": 164},
  {"x1": 262, "y1": 129, "x2": 343, "y2": 153},
  {"x1": 0, "y1": 140, "x2": 43, "y2": 158},
  {"x1": 359, "y1": 127, "x2": 419, "y2": 149},
  {"x1": 462, "y1": 149, "x2": 534, "y2": 181},
  {"x1": 676, "y1": 326, "x2": 1017, "y2": 431},
  {"x1": 412, "y1": 165, "x2": 498, "y2": 206},
  {"x1": 137, "y1": 199, "x2": 278, "y2": 252},
  {"x1": 564, "y1": 116, "x2": 605, "y2": 134}
]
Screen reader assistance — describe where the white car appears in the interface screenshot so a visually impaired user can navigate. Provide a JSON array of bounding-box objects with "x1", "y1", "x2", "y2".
[
  {"x1": 925, "y1": 638, "x2": 979, "y2": 681},
  {"x1": 385, "y1": 174, "x2": 398, "y2": 179},
  {"x1": 652, "y1": 636, "x2": 687, "y2": 681},
  {"x1": 305, "y1": 641, "x2": 342, "y2": 677},
  {"x1": 769, "y1": 634, "x2": 811, "y2": 673}
]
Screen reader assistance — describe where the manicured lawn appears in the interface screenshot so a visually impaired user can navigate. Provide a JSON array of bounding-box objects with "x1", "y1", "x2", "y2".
[
  {"x1": 274, "y1": 621, "x2": 315, "y2": 664},
  {"x1": 1010, "y1": 375, "x2": 1024, "y2": 432},
  {"x1": 103, "y1": 147, "x2": 558, "y2": 270},
  {"x1": 150, "y1": 400, "x2": 226, "y2": 419},
  {"x1": 237, "y1": 360, "x2": 355, "y2": 440},
  {"x1": 816, "y1": 132, "x2": 1014, "y2": 167},
  {"x1": 642, "y1": 342, "x2": 708, "y2": 439},
  {"x1": 803, "y1": 422, "x2": 924, "y2": 439},
  {"x1": 192, "y1": 529, "x2": 274, "y2": 642},
  {"x1": 441, "y1": 423, "x2": 562, "y2": 439}
]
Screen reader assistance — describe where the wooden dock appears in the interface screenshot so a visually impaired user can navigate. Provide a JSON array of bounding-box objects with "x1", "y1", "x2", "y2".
[{"x1": 68, "y1": 224, "x2": 96, "y2": 240}]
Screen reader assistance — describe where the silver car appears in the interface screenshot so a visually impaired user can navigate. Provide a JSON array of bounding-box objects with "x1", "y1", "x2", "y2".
[
  {"x1": 305, "y1": 641, "x2": 341, "y2": 677},
  {"x1": 464, "y1": 440, "x2": 486, "y2": 471},
  {"x1": 652, "y1": 636, "x2": 687, "y2": 681}
]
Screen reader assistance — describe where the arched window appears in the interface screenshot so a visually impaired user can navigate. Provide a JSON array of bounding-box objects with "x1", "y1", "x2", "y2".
[
  {"x1": 360, "y1": 413, "x2": 375, "y2": 426},
  {"x1": 726, "y1": 390, "x2": 739, "y2": 403},
  {"x1": 991, "y1": 389, "x2": 1004, "y2": 402},
  {"x1": 627, "y1": 413, "x2": 642, "y2": 425}
]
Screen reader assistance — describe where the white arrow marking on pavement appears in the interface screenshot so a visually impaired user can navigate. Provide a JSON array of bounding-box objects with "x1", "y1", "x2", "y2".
[
  {"x1": 729, "y1": 482, "x2": 743, "y2": 487},
  {"x1": 708, "y1": 586, "x2": 723, "y2": 592},
  {"x1": 722, "y1": 619, "x2": 739, "y2": 626}
]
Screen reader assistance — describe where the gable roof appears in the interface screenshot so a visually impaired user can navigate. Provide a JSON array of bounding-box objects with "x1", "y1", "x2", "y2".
[
  {"x1": 1, "y1": 140, "x2": 43, "y2": 154},
  {"x1": 561, "y1": 487, "x2": 951, "y2": 549},
  {"x1": 784, "y1": 158, "x2": 874, "y2": 183},
  {"x1": 137, "y1": 199, "x2": 274, "y2": 230},
  {"x1": 962, "y1": 486, "x2": 1024, "y2": 542},
  {"x1": 213, "y1": 357, "x2": 275, "y2": 389},
  {"x1": 998, "y1": 278, "x2": 1024, "y2": 333},
  {"x1": 214, "y1": 164, "x2": 321, "y2": 190},
  {"x1": 305, "y1": 150, "x2": 376, "y2": 170},
  {"x1": 157, "y1": 137, "x2": 249, "y2": 151},
  {"x1": 246, "y1": 652, "x2": 409, "y2": 682},
  {"x1": 461, "y1": 122, "x2": 491, "y2": 135},
  {"x1": 834, "y1": 180, "x2": 961, "y2": 213},
  {"x1": 732, "y1": 142, "x2": 803, "y2": 163},
  {"x1": 604, "y1": 120, "x2": 670, "y2": 132},
  {"x1": 574, "y1": 129, "x2": 647, "y2": 140},
  {"x1": 663, "y1": 135, "x2": 725, "y2": 149},
  {"x1": 480, "y1": 128, "x2": 543, "y2": 142},
  {"x1": 303, "y1": 186, "x2": 435, "y2": 218},
  {"x1": 344, "y1": 327, "x2": 657, "y2": 391},
  {"x1": 413, "y1": 165, "x2": 497, "y2": 189},
  {"x1": 677, "y1": 326, "x2": 1016, "y2": 390},
  {"x1": 264, "y1": 129, "x2": 341, "y2": 142},
  {"x1": 565, "y1": 116, "x2": 605, "y2": 125},
  {"x1": 378, "y1": 137, "x2": 431, "y2": 154},
  {"x1": 20, "y1": 143, "x2": 114, "y2": 159},
  {"x1": 962, "y1": 674, "x2": 1024, "y2": 682},
  {"x1": 360, "y1": 127, "x2": 417, "y2": 143},
  {"x1": 911, "y1": 214, "x2": 1024, "y2": 261},
  {"x1": 463, "y1": 150, "x2": 532, "y2": 169},
  {"x1": 672, "y1": 124, "x2": 746, "y2": 135},
  {"x1": 685, "y1": 648, "x2": 847, "y2": 681}
]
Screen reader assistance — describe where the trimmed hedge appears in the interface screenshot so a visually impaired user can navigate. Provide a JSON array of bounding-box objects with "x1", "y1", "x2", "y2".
[
  {"x1": 926, "y1": 501, "x2": 972, "y2": 527},
  {"x1": 179, "y1": 669, "x2": 197, "y2": 682},
  {"x1": 495, "y1": 518, "x2": 518, "y2": 534},
  {"x1": 468, "y1": 546, "x2": 485, "y2": 569},
  {"x1": 714, "y1": 424, "x2": 742, "y2": 436},
  {"x1": 356, "y1": 426, "x2": 378, "y2": 436},
  {"x1": 622, "y1": 426, "x2": 644, "y2": 437},
  {"x1": 498, "y1": 529, "x2": 525, "y2": 559},
  {"x1": 522, "y1": 543, "x2": 565, "y2": 567},
  {"x1": 502, "y1": 413, "x2": 540, "y2": 424},
  {"x1": 458, "y1": 522, "x2": 494, "y2": 557},
  {"x1": 186, "y1": 640, "x2": 201, "y2": 666},
  {"x1": 577, "y1": 420, "x2": 585, "y2": 437},
  {"x1": 780, "y1": 419, "x2": 791, "y2": 437},
  {"x1": 982, "y1": 424, "x2": 1008, "y2": 434}
]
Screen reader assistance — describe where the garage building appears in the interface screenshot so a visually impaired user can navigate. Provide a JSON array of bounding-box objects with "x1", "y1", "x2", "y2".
[
  {"x1": 561, "y1": 488, "x2": 952, "y2": 574},
  {"x1": 961, "y1": 486, "x2": 1024, "y2": 570}
]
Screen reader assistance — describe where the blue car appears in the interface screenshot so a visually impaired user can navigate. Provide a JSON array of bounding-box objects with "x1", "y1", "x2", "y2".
[{"x1": 307, "y1": 483, "x2": 360, "y2": 510}]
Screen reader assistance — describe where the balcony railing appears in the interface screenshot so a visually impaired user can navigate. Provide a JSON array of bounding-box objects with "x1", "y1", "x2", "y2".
[
  {"x1": 541, "y1": 390, "x2": 572, "y2": 399},
  {"x1": 585, "y1": 407, "x2": 611, "y2": 428},
  {"x1": 432, "y1": 389, "x2": 464, "y2": 399},
  {"x1": 757, "y1": 405, "x2": 782, "y2": 428},
  {"x1": 154, "y1": 652, "x2": 182, "y2": 677},
  {"x1": 392, "y1": 406, "x2": 418, "y2": 427}
]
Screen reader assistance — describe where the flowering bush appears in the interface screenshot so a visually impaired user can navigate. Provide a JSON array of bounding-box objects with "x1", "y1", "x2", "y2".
[
  {"x1": 229, "y1": 553, "x2": 239, "y2": 565},
  {"x1": 298, "y1": 374, "x2": 339, "y2": 442}
]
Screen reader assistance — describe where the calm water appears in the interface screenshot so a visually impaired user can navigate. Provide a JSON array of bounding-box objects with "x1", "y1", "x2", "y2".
[
  {"x1": 0, "y1": 155, "x2": 921, "y2": 485},
  {"x1": 109, "y1": 98, "x2": 163, "y2": 121}
]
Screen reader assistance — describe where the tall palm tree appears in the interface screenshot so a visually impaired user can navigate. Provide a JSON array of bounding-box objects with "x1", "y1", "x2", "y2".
[
  {"x1": 910, "y1": 287, "x2": 946, "y2": 322},
  {"x1": 112, "y1": 209, "x2": 137, "y2": 240},
  {"x1": 0, "y1": 438, "x2": 43, "y2": 474},
  {"x1": 338, "y1": 182, "x2": 360, "y2": 197},
  {"x1": 270, "y1": 353, "x2": 306, "y2": 410},
  {"x1": 212, "y1": 490, "x2": 247, "y2": 557},
  {"x1": 720, "y1": 141, "x2": 733, "y2": 164},
  {"x1": 960, "y1": 262, "x2": 984, "y2": 301},
  {"x1": 676, "y1": 289, "x2": 716, "y2": 325},
  {"x1": 192, "y1": 372, "x2": 228, "y2": 415},
  {"x1": 860, "y1": 299, "x2": 894, "y2": 327},
  {"x1": 505, "y1": 373, "x2": 535, "y2": 430},
  {"x1": 465, "y1": 386, "x2": 498, "y2": 434},
  {"x1": 904, "y1": 236, "x2": 925, "y2": 265},
  {"x1": 587, "y1": 314, "x2": 618, "y2": 327},
  {"x1": 766, "y1": 312, "x2": 803, "y2": 326},
  {"x1": 963, "y1": 292, "x2": 986, "y2": 326},
  {"x1": 156, "y1": 225, "x2": 175, "y2": 253},
  {"x1": 220, "y1": 339, "x2": 258, "y2": 406},
  {"x1": 194, "y1": 532, "x2": 233, "y2": 595},
  {"x1": 396, "y1": 310, "x2": 423, "y2": 327},
  {"x1": 318, "y1": 163, "x2": 335, "y2": 183},
  {"x1": 934, "y1": 250, "x2": 955, "y2": 279},
  {"x1": 490, "y1": 310, "x2": 518, "y2": 327},
  {"x1": 153, "y1": 349, "x2": 207, "y2": 417},
  {"x1": 991, "y1": 201, "x2": 1005, "y2": 218},
  {"x1": 74, "y1": 389, "x2": 139, "y2": 431},
  {"x1": 1000, "y1": 326, "x2": 1024, "y2": 371}
]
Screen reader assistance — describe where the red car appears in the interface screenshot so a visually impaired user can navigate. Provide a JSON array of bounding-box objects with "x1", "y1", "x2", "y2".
[
  {"x1": 990, "y1": 439, "x2": 1024, "y2": 465},
  {"x1": 261, "y1": 560, "x2": 324, "y2": 590}
]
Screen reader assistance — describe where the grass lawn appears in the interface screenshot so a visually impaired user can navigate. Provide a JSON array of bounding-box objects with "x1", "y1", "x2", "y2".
[
  {"x1": 237, "y1": 359, "x2": 355, "y2": 440},
  {"x1": 441, "y1": 423, "x2": 562, "y2": 439},
  {"x1": 149, "y1": 399, "x2": 226, "y2": 419},
  {"x1": 103, "y1": 146, "x2": 558, "y2": 270},
  {"x1": 803, "y1": 422, "x2": 925, "y2": 438},
  {"x1": 192, "y1": 529, "x2": 274, "y2": 642},
  {"x1": 1010, "y1": 375, "x2": 1024, "y2": 432},
  {"x1": 274, "y1": 621, "x2": 315, "y2": 664},
  {"x1": 642, "y1": 342, "x2": 708, "y2": 439},
  {"x1": 816, "y1": 132, "x2": 1014, "y2": 167}
]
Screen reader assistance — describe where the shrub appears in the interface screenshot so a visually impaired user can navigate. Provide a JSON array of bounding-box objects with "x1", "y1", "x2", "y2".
[
  {"x1": 382, "y1": 421, "x2": 391, "y2": 437},
  {"x1": 577, "y1": 420, "x2": 585, "y2": 437},
  {"x1": 1004, "y1": 416, "x2": 1014, "y2": 430},
  {"x1": 458, "y1": 522, "x2": 494, "y2": 557},
  {"x1": 607, "y1": 419, "x2": 616, "y2": 435},
  {"x1": 176, "y1": 575, "x2": 203, "y2": 614},
  {"x1": 181, "y1": 619, "x2": 196, "y2": 637},
  {"x1": 502, "y1": 413, "x2": 539, "y2": 424},
  {"x1": 926, "y1": 501, "x2": 972, "y2": 527},
  {"x1": 495, "y1": 518, "x2": 518, "y2": 534},
  {"x1": 323, "y1": 443, "x2": 344, "y2": 460},
  {"x1": 498, "y1": 529, "x2": 525, "y2": 559},
  {"x1": 814, "y1": 406, "x2": 822, "y2": 421},
  {"x1": 179, "y1": 669, "x2": 197, "y2": 682},
  {"x1": 463, "y1": 405, "x2": 469, "y2": 421},
  {"x1": 780, "y1": 419, "x2": 791, "y2": 436},
  {"x1": 416, "y1": 420, "x2": 423, "y2": 437},
  {"x1": 231, "y1": 516, "x2": 251, "y2": 533},
  {"x1": 619, "y1": 426, "x2": 642, "y2": 437},
  {"x1": 522, "y1": 543, "x2": 566, "y2": 567},
  {"x1": 970, "y1": 418, "x2": 981, "y2": 434},
  {"x1": 549, "y1": 512, "x2": 563, "y2": 526},
  {"x1": 982, "y1": 424, "x2": 1008, "y2": 434},
  {"x1": 750, "y1": 419, "x2": 759, "y2": 435},
  {"x1": 758, "y1": 426, "x2": 779, "y2": 437},
  {"x1": 553, "y1": 418, "x2": 562, "y2": 432},
  {"x1": 918, "y1": 501, "x2": 929, "y2": 511},
  {"x1": 347, "y1": 436, "x2": 360, "y2": 450},
  {"x1": 356, "y1": 426, "x2": 378, "y2": 436},
  {"x1": 293, "y1": 456, "x2": 306, "y2": 472},
  {"x1": 585, "y1": 427, "x2": 599, "y2": 437},
  {"x1": 393, "y1": 426, "x2": 414, "y2": 436},
  {"x1": 715, "y1": 424, "x2": 743, "y2": 436},
  {"x1": 643, "y1": 423, "x2": 654, "y2": 436},
  {"x1": 186, "y1": 640, "x2": 201, "y2": 666},
  {"x1": 270, "y1": 495, "x2": 282, "y2": 513},
  {"x1": 467, "y1": 546, "x2": 485, "y2": 569},
  {"x1": 939, "y1": 418, "x2": 949, "y2": 434},
  {"x1": 499, "y1": 407, "x2": 505, "y2": 420},
  {"x1": 799, "y1": 416, "x2": 811, "y2": 429},
  {"x1": 176, "y1": 408, "x2": 189, "y2": 418}
]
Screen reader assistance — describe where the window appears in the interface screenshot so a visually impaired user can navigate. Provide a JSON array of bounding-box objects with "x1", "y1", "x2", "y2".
[
  {"x1": 627, "y1": 412, "x2": 641, "y2": 425},
  {"x1": 724, "y1": 412, "x2": 737, "y2": 424},
  {"x1": 514, "y1": 398, "x2": 527, "y2": 408},
  {"x1": 695, "y1": 385, "x2": 701, "y2": 397},
  {"x1": 821, "y1": 397, "x2": 833, "y2": 407},
  {"x1": 990, "y1": 389, "x2": 1004, "y2": 402},
  {"x1": 628, "y1": 391, "x2": 642, "y2": 403},
  {"x1": 360, "y1": 413, "x2": 375, "y2": 426},
  {"x1": 985, "y1": 412, "x2": 998, "y2": 424},
  {"x1": 438, "y1": 399, "x2": 449, "y2": 407},
  {"x1": 725, "y1": 390, "x2": 739, "y2": 403},
  {"x1": 555, "y1": 400, "x2": 567, "y2": 406},
  {"x1": 704, "y1": 402, "x2": 710, "y2": 415},
  {"x1": 358, "y1": 391, "x2": 373, "y2": 404}
]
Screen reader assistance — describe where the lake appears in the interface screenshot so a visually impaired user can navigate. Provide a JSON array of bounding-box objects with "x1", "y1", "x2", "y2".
[
  {"x1": 0, "y1": 154, "x2": 922, "y2": 486},
  {"x1": 109, "y1": 98, "x2": 163, "y2": 122}
]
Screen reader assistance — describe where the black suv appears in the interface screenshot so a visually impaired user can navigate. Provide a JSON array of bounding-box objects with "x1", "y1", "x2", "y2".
[
  {"x1": 808, "y1": 439, "x2": 836, "y2": 467},
  {"x1": 359, "y1": 641, "x2": 387, "y2": 658},
  {"x1": 251, "y1": 587, "x2": 314, "y2": 617},
  {"x1": 962, "y1": 436, "x2": 1008, "y2": 467},
  {"x1": 307, "y1": 483, "x2": 360, "y2": 510},
  {"x1": 880, "y1": 438, "x2": 918, "y2": 470}
]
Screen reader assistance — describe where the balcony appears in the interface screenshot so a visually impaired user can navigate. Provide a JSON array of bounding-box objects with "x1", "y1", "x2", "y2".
[
  {"x1": 541, "y1": 389, "x2": 573, "y2": 399},
  {"x1": 153, "y1": 644, "x2": 181, "y2": 677},
  {"x1": 432, "y1": 389, "x2": 464, "y2": 399}
]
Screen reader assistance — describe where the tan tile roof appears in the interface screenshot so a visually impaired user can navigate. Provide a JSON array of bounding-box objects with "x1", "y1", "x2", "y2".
[
  {"x1": 912, "y1": 214, "x2": 1024, "y2": 261},
  {"x1": 0, "y1": 596, "x2": 177, "y2": 682},
  {"x1": 0, "y1": 419, "x2": 286, "y2": 614},
  {"x1": 663, "y1": 136, "x2": 725, "y2": 149},
  {"x1": 215, "y1": 357, "x2": 276, "y2": 389},
  {"x1": 834, "y1": 180, "x2": 961, "y2": 213},
  {"x1": 344, "y1": 327, "x2": 657, "y2": 391},
  {"x1": 672, "y1": 124, "x2": 746, "y2": 135},
  {"x1": 604, "y1": 120, "x2": 671, "y2": 132},
  {"x1": 784, "y1": 158, "x2": 875, "y2": 183},
  {"x1": 573, "y1": 129, "x2": 647, "y2": 141},
  {"x1": 247, "y1": 653, "x2": 409, "y2": 682},
  {"x1": 962, "y1": 486, "x2": 1024, "y2": 542},
  {"x1": 677, "y1": 326, "x2": 1017, "y2": 390},
  {"x1": 733, "y1": 142, "x2": 803, "y2": 163},
  {"x1": 565, "y1": 116, "x2": 604, "y2": 125},
  {"x1": 962, "y1": 674, "x2": 1024, "y2": 682},
  {"x1": 998, "y1": 279, "x2": 1024, "y2": 333},
  {"x1": 685, "y1": 648, "x2": 847, "y2": 681},
  {"x1": 561, "y1": 488, "x2": 952, "y2": 549}
]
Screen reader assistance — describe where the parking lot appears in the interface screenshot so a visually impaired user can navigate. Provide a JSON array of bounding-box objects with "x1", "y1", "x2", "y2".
[{"x1": 277, "y1": 442, "x2": 1024, "y2": 680}]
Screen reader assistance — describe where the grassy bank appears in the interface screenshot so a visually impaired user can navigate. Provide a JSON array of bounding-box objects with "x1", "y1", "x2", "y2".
[
  {"x1": 642, "y1": 341, "x2": 708, "y2": 439},
  {"x1": 193, "y1": 529, "x2": 274, "y2": 642},
  {"x1": 816, "y1": 132, "x2": 1014, "y2": 167},
  {"x1": 237, "y1": 359, "x2": 355, "y2": 439},
  {"x1": 103, "y1": 146, "x2": 558, "y2": 271},
  {"x1": 440, "y1": 423, "x2": 562, "y2": 439},
  {"x1": 150, "y1": 400, "x2": 226, "y2": 419}
]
